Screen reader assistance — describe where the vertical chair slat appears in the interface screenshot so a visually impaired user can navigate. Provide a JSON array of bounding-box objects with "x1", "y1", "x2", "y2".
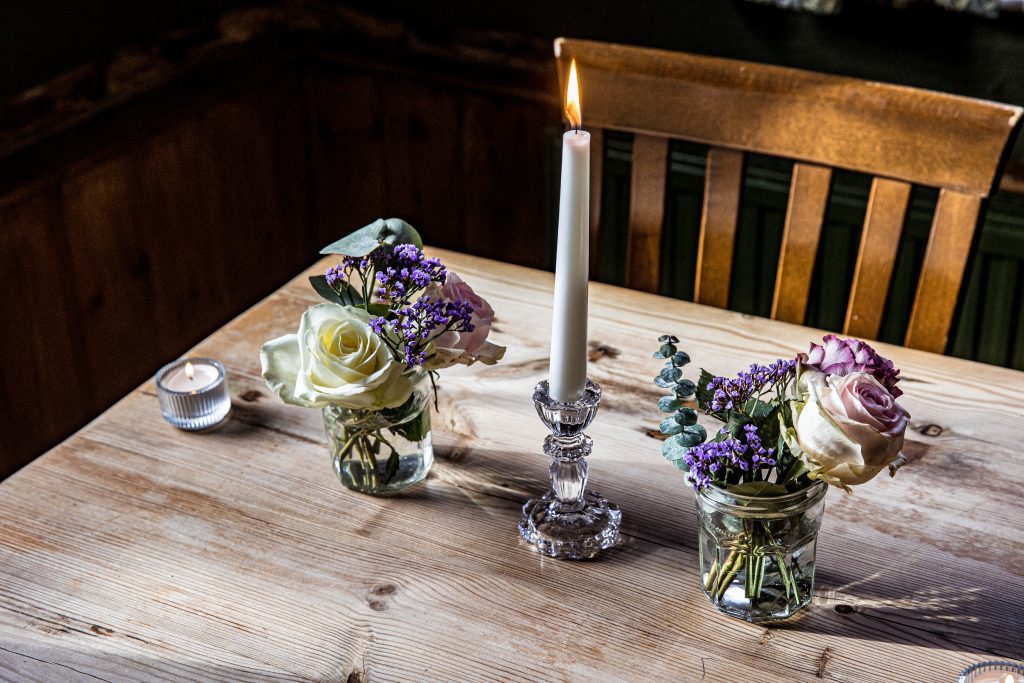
[
  {"x1": 589, "y1": 128, "x2": 604, "y2": 278},
  {"x1": 904, "y1": 189, "x2": 983, "y2": 353},
  {"x1": 694, "y1": 147, "x2": 744, "y2": 308},
  {"x1": 626, "y1": 134, "x2": 669, "y2": 293},
  {"x1": 843, "y1": 178, "x2": 912, "y2": 340},
  {"x1": 771, "y1": 163, "x2": 833, "y2": 325}
]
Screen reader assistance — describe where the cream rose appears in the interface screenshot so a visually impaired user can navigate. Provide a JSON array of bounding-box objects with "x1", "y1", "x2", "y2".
[
  {"x1": 261, "y1": 303, "x2": 412, "y2": 410},
  {"x1": 792, "y1": 372, "x2": 909, "y2": 488}
]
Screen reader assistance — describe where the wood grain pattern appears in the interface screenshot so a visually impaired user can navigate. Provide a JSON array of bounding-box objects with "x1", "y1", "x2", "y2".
[
  {"x1": 904, "y1": 190, "x2": 984, "y2": 353},
  {"x1": 0, "y1": 249, "x2": 1021, "y2": 681},
  {"x1": 772, "y1": 164, "x2": 833, "y2": 325},
  {"x1": 844, "y1": 178, "x2": 912, "y2": 340},
  {"x1": 695, "y1": 147, "x2": 745, "y2": 309},
  {"x1": 0, "y1": 190, "x2": 92, "y2": 474},
  {"x1": 626, "y1": 134, "x2": 669, "y2": 293},
  {"x1": 555, "y1": 37, "x2": 1023, "y2": 196}
]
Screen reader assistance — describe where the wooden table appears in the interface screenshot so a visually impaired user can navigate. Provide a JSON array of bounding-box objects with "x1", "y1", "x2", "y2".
[{"x1": 1, "y1": 249, "x2": 1021, "y2": 682}]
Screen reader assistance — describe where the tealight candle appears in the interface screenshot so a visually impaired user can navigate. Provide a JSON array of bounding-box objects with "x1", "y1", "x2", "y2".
[
  {"x1": 959, "y1": 662, "x2": 1024, "y2": 683},
  {"x1": 155, "y1": 358, "x2": 231, "y2": 431}
]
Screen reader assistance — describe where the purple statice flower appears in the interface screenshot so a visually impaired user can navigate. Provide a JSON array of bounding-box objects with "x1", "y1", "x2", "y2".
[
  {"x1": 706, "y1": 359, "x2": 795, "y2": 413},
  {"x1": 325, "y1": 264, "x2": 345, "y2": 287},
  {"x1": 798, "y1": 334, "x2": 901, "y2": 397},
  {"x1": 683, "y1": 425, "x2": 777, "y2": 491},
  {"x1": 375, "y1": 294, "x2": 475, "y2": 368},
  {"x1": 374, "y1": 244, "x2": 447, "y2": 304}
]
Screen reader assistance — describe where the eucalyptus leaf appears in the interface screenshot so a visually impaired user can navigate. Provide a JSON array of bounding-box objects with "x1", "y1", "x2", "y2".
[
  {"x1": 658, "y1": 396, "x2": 683, "y2": 413},
  {"x1": 654, "y1": 376, "x2": 675, "y2": 389},
  {"x1": 674, "y1": 379, "x2": 697, "y2": 399},
  {"x1": 677, "y1": 424, "x2": 707, "y2": 447},
  {"x1": 653, "y1": 342, "x2": 677, "y2": 360},
  {"x1": 659, "y1": 417, "x2": 683, "y2": 435},
  {"x1": 658, "y1": 334, "x2": 679, "y2": 344},
  {"x1": 675, "y1": 407, "x2": 698, "y2": 426},
  {"x1": 671, "y1": 351, "x2": 690, "y2": 367},
  {"x1": 661, "y1": 436, "x2": 690, "y2": 462},
  {"x1": 726, "y1": 481, "x2": 789, "y2": 497},
  {"x1": 320, "y1": 218, "x2": 424, "y2": 256},
  {"x1": 659, "y1": 367, "x2": 682, "y2": 383}
]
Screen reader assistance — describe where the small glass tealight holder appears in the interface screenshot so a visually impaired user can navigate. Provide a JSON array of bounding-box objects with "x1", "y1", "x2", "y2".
[
  {"x1": 155, "y1": 358, "x2": 231, "y2": 431},
  {"x1": 959, "y1": 662, "x2": 1024, "y2": 683}
]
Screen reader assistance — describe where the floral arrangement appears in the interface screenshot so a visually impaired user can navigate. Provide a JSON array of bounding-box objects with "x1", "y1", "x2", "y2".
[
  {"x1": 654, "y1": 334, "x2": 910, "y2": 614},
  {"x1": 261, "y1": 218, "x2": 504, "y2": 489},
  {"x1": 654, "y1": 333, "x2": 909, "y2": 494}
]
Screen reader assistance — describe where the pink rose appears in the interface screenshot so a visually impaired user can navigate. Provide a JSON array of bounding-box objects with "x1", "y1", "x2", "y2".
[
  {"x1": 439, "y1": 272, "x2": 494, "y2": 352},
  {"x1": 423, "y1": 272, "x2": 505, "y2": 370},
  {"x1": 793, "y1": 372, "x2": 910, "y2": 487},
  {"x1": 798, "y1": 334, "x2": 901, "y2": 397}
]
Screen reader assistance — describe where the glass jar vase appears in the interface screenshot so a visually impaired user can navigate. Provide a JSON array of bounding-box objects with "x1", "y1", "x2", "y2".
[
  {"x1": 695, "y1": 481, "x2": 828, "y2": 622},
  {"x1": 322, "y1": 370, "x2": 433, "y2": 495}
]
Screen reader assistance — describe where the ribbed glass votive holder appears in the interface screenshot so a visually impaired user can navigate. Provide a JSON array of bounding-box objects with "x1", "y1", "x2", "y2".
[
  {"x1": 958, "y1": 662, "x2": 1024, "y2": 683},
  {"x1": 155, "y1": 358, "x2": 231, "y2": 431}
]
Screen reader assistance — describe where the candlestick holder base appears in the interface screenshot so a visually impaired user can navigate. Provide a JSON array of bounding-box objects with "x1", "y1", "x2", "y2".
[{"x1": 518, "y1": 379, "x2": 621, "y2": 559}]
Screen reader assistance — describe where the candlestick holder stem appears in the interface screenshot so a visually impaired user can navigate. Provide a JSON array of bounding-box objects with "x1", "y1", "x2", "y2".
[{"x1": 518, "y1": 379, "x2": 622, "y2": 559}]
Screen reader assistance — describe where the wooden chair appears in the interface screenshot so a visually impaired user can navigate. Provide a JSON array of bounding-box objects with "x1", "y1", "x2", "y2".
[{"x1": 556, "y1": 38, "x2": 1023, "y2": 354}]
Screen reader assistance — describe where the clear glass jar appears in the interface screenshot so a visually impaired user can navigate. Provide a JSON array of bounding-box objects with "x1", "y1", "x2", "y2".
[
  {"x1": 322, "y1": 370, "x2": 433, "y2": 495},
  {"x1": 695, "y1": 480, "x2": 828, "y2": 622}
]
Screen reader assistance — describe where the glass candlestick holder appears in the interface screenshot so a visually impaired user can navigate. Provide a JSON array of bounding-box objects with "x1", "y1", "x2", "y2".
[
  {"x1": 518, "y1": 379, "x2": 622, "y2": 559},
  {"x1": 155, "y1": 358, "x2": 231, "y2": 431}
]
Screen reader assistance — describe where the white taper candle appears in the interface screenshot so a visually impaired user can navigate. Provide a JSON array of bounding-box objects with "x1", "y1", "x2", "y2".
[{"x1": 548, "y1": 59, "x2": 590, "y2": 402}]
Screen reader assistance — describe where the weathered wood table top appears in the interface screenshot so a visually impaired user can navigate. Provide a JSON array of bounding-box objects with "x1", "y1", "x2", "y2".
[{"x1": 1, "y1": 249, "x2": 1021, "y2": 682}]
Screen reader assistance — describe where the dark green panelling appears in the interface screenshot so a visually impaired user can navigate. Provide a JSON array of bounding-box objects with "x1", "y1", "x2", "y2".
[
  {"x1": 729, "y1": 156, "x2": 791, "y2": 317},
  {"x1": 590, "y1": 135, "x2": 1024, "y2": 371},
  {"x1": 805, "y1": 170, "x2": 869, "y2": 334},
  {"x1": 659, "y1": 140, "x2": 707, "y2": 300}
]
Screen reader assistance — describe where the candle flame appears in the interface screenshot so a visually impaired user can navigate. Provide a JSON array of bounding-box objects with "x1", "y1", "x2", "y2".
[
  {"x1": 1003, "y1": 675, "x2": 1015, "y2": 683},
  {"x1": 565, "y1": 59, "x2": 582, "y2": 130},
  {"x1": 185, "y1": 362, "x2": 194, "y2": 381}
]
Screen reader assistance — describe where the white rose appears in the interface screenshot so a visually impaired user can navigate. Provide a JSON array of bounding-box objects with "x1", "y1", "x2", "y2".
[
  {"x1": 791, "y1": 372, "x2": 910, "y2": 488},
  {"x1": 261, "y1": 303, "x2": 413, "y2": 410}
]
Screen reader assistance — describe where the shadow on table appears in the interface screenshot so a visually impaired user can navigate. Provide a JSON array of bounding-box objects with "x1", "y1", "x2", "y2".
[
  {"x1": 451, "y1": 446, "x2": 1022, "y2": 660},
  {"x1": 784, "y1": 558, "x2": 1024, "y2": 660}
]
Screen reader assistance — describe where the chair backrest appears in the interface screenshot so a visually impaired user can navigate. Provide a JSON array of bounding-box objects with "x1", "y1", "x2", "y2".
[{"x1": 556, "y1": 38, "x2": 1023, "y2": 354}]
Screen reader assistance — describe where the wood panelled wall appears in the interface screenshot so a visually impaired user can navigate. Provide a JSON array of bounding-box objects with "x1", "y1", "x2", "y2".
[{"x1": 0, "y1": 10, "x2": 559, "y2": 479}]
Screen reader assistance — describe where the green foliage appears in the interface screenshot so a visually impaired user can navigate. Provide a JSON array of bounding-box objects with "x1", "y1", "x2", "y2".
[
  {"x1": 671, "y1": 351, "x2": 690, "y2": 367},
  {"x1": 725, "y1": 481, "x2": 789, "y2": 497},
  {"x1": 679, "y1": 423, "x2": 707, "y2": 446},
  {"x1": 309, "y1": 275, "x2": 363, "y2": 306},
  {"x1": 320, "y1": 218, "x2": 423, "y2": 256},
  {"x1": 653, "y1": 334, "x2": 711, "y2": 470},
  {"x1": 659, "y1": 417, "x2": 683, "y2": 435},
  {"x1": 676, "y1": 407, "x2": 698, "y2": 426},
  {"x1": 674, "y1": 379, "x2": 697, "y2": 399},
  {"x1": 695, "y1": 369, "x2": 715, "y2": 412},
  {"x1": 661, "y1": 435, "x2": 689, "y2": 462},
  {"x1": 651, "y1": 334, "x2": 813, "y2": 494},
  {"x1": 658, "y1": 396, "x2": 683, "y2": 413}
]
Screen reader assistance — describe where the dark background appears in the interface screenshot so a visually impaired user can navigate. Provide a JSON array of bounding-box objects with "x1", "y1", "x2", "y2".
[{"x1": 1, "y1": 0, "x2": 1022, "y2": 479}]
